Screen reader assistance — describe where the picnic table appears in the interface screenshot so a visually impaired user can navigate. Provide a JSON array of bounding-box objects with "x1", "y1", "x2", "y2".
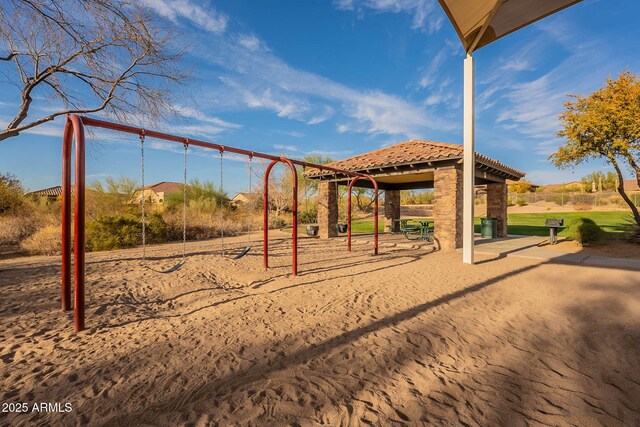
[{"x1": 394, "y1": 219, "x2": 433, "y2": 241}]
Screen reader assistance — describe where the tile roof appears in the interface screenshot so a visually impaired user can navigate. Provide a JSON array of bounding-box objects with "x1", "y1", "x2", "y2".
[
  {"x1": 624, "y1": 179, "x2": 639, "y2": 192},
  {"x1": 307, "y1": 140, "x2": 525, "y2": 178},
  {"x1": 144, "y1": 182, "x2": 183, "y2": 194},
  {"x1": 26, "y1": 185, "x2": 74, "y2": 197}
]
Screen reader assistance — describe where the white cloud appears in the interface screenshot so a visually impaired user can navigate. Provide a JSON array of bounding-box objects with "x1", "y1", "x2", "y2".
[
  {"x1": 274, "y1": 144, "x2": 299, "y2": 152},
  {"x1": 501, "y1": 58, "x2": 531, "y2": 72},
  {"x1": 335, "y1": 0, "x2": 443, "y2": 32},
  {"x1": 307, "y1": 107, "x2": 335, "y2": 125},
  {"x1": 418, "y1": 48, "x2": 448, "y2": 88},
  {"x1": 172, "y1": 105, "x2": 241, "y2": 129},
  {"x1": 238, "y1": 34, "x2": 268, "y2": 52},
  {"x1": 141, "y1": 0, "x2": 228, "y2": 33},
  {"x1": 206, "y1": 36, "x2": 452, "y2": 137}
]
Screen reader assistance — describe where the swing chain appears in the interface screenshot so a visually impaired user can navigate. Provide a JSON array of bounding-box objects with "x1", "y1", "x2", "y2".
[
  {"x1": 182, "y1": 141, "x2": 188, "y2": 261},
  {"x1": 219, "y1": 148, "x2": 224, "y2": 255},
  {"x1": 140, "y1": 131, "x2": 146, "y2": 262},
  {"x1": 248, "y1": 154, "x2": 253, "y2": 245}
]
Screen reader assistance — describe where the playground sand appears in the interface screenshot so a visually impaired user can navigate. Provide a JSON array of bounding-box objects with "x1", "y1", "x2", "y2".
[{"x1": 1, "y1": 234, "x2": 640, "y2": 425}]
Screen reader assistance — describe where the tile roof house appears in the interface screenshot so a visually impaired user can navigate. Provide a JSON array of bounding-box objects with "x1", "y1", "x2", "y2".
[
  {"x1": 139, "y1": 182, "x2": 183, "y2": 204},
  {"x1": 624, "y1": 180, "x2": 639, "y2": 192},
  {"x1": 26, "y1": 185, "x2": 74, "y2": 200}
]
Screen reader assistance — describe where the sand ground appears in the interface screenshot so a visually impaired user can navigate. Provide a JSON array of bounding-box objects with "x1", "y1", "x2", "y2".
[{"x1": 1, "y1": 234, "x2": 640, "y2": 426}]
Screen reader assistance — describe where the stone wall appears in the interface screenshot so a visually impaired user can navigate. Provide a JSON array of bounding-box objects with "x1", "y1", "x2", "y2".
[
  {"x1": 317, "y1": 181, "x2": 337, "y2": 238},
  {"x1": 486, "y1": 182, "x2": 508, "y2": 237},
  {"x1": 433, "y1": 167, "x2": 463, "y2": 250},
  {"x1": 384, "y1": 190, "x2": 401, "y2": 232}
]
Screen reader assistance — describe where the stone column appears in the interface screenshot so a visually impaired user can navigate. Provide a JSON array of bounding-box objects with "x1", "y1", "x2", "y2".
[
  {"x1": 317, "y1": 181, "x2": 337, "y2": 238},
  {"x1": 486, "y1": 182, "x2": 508, "y2": 237},
  {"x1": 433, "y1": 167, "x2": 463, "y2": 251},
  {"x1": 384, "y1": 190, "x2": 401, "y2": 232}
]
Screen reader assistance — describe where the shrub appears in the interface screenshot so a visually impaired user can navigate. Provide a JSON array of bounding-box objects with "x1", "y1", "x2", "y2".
[
  {"x1": 0, "y1": 215, "x2": 39, "y2": 245},
  {"x1": 85, "y1": 213, "x2": 167, "y2": 251},
  {"x1": 570, "y1": 194, "x2": 593, "y2": 206},
  {"x1": 552, "y1": 194, "x2": 565, "y2": 206},
  {"x1": 507, "y1": 198, "x2": 514, "y2": 207},
  {"x1": 299, "y1": 206, "x2": 318, "y2": 224},
  {"x1": 562, "y1": 218, "x2": 603, "y2": 245},
  {"x1": 269, "y1": 216, "x2": 287, "y2": 229},
  {"x1": 516, "y1": 197, "x2": 527, "y2": 206},
  {"x1": 628, "y1": 223, "x2": 640, "y2": 245},
  {"x1": 0, "y1": 173, "x2": 26, "y2": 215},
  {"x1": 21, "y1": 226, "x2": 61, "y2": 255}
]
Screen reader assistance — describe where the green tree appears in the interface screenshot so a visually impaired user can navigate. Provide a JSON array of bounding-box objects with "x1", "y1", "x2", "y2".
[
  {"x1": 0, "y1": 172, "x2": 25, "y2": 214},
  {"x1": 509, "y1": 180, "x2": 533, "y2": 194},
  {"x1": 580, "y1": 171, "x2": 618, "y2": 192},
  {"x1": 87, "y1": 176, "x2": 138, "y2": 218},
  {"x1": 550, "y1": 71, "x2": 640, "y2": 225}
]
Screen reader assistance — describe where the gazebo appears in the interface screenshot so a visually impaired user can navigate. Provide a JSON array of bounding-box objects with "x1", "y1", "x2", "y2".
[{"x1": 306, "y1": 140, "x2": 524, "y2": 251}]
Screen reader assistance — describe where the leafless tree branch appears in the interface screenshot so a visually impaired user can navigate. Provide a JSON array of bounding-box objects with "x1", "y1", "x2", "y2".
[{"x1": 0, "y1": 0, "x2": 189, "y2": 142}]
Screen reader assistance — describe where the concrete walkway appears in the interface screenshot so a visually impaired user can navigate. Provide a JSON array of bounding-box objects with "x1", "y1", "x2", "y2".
[{"x1": 472, "y1": 235, "x2": 640, "y2": 270}]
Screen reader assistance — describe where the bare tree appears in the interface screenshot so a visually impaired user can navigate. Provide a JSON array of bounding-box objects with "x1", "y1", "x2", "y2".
[{"x1": 0, "y1": 0, "x2": 187, "y2": 142}]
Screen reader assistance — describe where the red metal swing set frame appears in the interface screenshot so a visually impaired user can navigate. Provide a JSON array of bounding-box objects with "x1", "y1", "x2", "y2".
[{"x1": 61, "y1": 114, "x2": 378, "y2": 332}]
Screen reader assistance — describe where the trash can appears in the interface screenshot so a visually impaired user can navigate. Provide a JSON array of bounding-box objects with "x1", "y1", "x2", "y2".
[{"x1": 481, "y1": 218, "x2": 498, "y2": 238}]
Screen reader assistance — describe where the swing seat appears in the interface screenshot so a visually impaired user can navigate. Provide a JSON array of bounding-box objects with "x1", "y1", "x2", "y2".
[
  {"x1": 144, "y1": 259, "x2": 186, "y2": 274},
  {"x1": 232, "y1": 247, "x2": 251, "y2": 259}
]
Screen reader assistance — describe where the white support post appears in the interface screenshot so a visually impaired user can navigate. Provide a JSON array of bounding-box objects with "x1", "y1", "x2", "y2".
[{"x1": 463, "y1": 54, "x2": 475, "y2": 264}]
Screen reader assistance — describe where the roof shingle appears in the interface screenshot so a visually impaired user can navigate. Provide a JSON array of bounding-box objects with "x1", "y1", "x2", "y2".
[{"x1": 306, "y1": 140, "x2": 525, "y2": 178}]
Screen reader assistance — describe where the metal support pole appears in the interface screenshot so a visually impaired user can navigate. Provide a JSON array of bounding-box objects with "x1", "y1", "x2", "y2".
[
  {"x1": 463, "y1": 53, "x2": 475, "y2": 265},
  {"x1": 73, "y1": 116, "x2": 86, "y2": 332},
  {"x1": 263, "y1": 158, "x2": 298, "y2": 276},
  {"x1": 263, "y1": 159, "x2": 279, "y2": 270},
  {"x1": 61, "y1": 120, "x2": 72, "y2": 311},
  {"x1": 280, "y1": 158, "x2": 298, "y2": 276}
]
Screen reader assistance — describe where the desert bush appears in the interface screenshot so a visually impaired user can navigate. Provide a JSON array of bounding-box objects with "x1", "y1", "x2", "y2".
[
  {"x1": 507, "y1": 197, "x2": 514, "y2": 207},
  {"x1": 87, "y1": 177, "x2": 139, "y2": 219},
  {"x1": 516, "y1": 197, "x2": 527, "y2": 206},
  {"x1": 0, "y1": 173, "x2": 26, "y2": 215},
  {"x1": 165, "y1": 209, "x2": 242, "y2": 241},
  {"x1": 552, "y1": 194, "x2": 565, "y2": 206},
  {"x1": 165, "y1": 180, "x2": 227, "y2": 213},
  {"x1": 570, "y1": 194, "x2": 593, "y2": 206},
  {"x1": 0, "y1": 215, "x2": 39, "y2": 245},
  {"x1": 86, "y1": 214, "x2": 143, "y2": 251},
  {"x1": 627, "y1": 223, "x2": 640, "y2": 244},
  {"x1": 269, "y1": 216, "x2": 287, "y2": 229},
  {"x1": 299, "y1": 205, "x2": 318, "y2": 224},
  {"x1": 21, "y1": 226, "x2": 61, "y2": 255},
  {"x1": 562, "y1": 218, "x2": 603, "y2": 245}
]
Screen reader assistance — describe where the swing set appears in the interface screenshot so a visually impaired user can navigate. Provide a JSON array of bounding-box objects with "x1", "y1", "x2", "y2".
[{"x1": 61, "y1": 114, "x2": 379, "y2": 332}]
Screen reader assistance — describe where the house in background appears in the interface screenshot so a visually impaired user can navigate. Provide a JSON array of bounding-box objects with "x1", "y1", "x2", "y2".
[
  {"x1": 27, "y1": 181, "x2": 185, "y2": 205},
  {"x1": 26, "y1": 185, "x2": 72, "y2": 201},
  {"x1": 624, "y1": 180, "x2": 639, "y2": 192},
  {"x1": 230, "y1": 192, "x2": 254, "y2": 206},
  {"x1": 138, "y1": 182, "x2": 183, "y2": 204}
]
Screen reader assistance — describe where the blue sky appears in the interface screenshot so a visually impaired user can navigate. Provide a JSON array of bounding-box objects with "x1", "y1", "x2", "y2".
[{"x1": 1, "y1": 0, "x2": 639, "y2": 193}]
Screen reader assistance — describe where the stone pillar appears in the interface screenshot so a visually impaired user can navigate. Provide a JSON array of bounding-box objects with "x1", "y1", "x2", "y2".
[
  {"x1": 486, "y1": 182, "x2": 508, "y2": 237},
  {"x1": 384, "y1": 190, "x2": 401, "y2": 232},
  {"x1": 433, "y1": 167, "x2": 463, "y2": 251},
  {"x1": 318, "y1": 181, "x2": 338, "y2": 238}
]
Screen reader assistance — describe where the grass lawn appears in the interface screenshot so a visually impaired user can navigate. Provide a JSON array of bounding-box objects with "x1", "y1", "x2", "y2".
[{"x1": 348, "y1": 211, "x2": 635, "y2": 238}]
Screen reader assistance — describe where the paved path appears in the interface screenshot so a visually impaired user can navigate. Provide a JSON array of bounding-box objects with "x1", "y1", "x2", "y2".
[{"x1": 472, "y1": 235, "x2": 640, "y2": 270}]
